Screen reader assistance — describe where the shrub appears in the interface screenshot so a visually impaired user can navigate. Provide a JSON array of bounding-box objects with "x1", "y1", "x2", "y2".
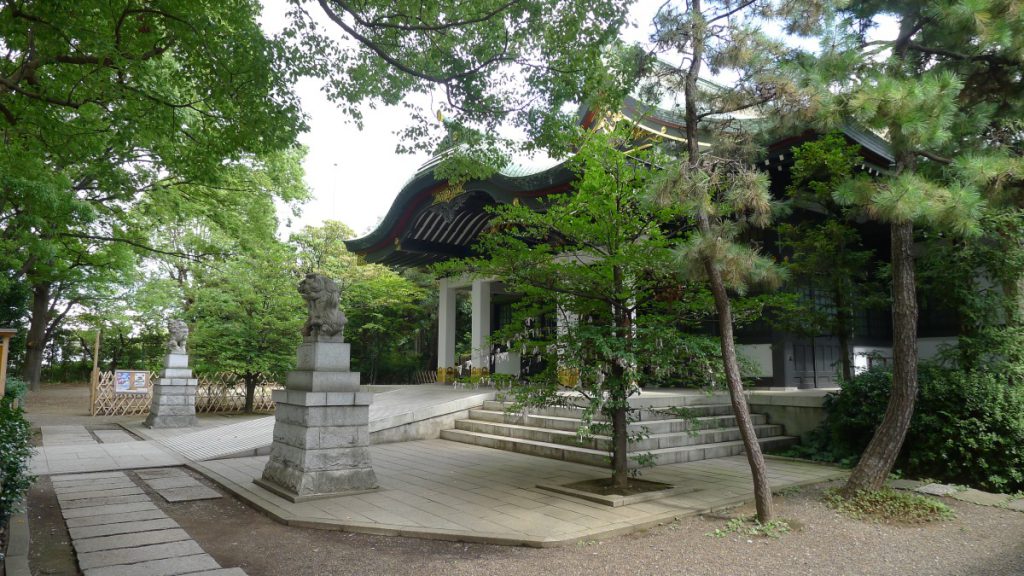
[
  {"x1": 3, "y1": 376, "x2": 27, "y2": 402},
  {"x1": 0, "y1": 392, "x2": 34, "y2": 523},
  {"x1": 809, "y1": 364, "x2": 1024, "y2": 493}
]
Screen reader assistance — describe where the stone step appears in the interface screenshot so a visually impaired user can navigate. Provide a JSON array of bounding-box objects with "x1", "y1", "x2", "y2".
[
  {"x1": 453, "y1": 419, "x2": 784, "y2": 452},
  {"x1": 481, "y1": 400, "x2": 737, "y2": 420},
  {"x1": 467, "y1": 408, "x2": 765, "y2": 433},
  {"x1": 440, "y1": 428, "x2": 798, "y2": 468},
  {"x1": 646, "y1": 435, "x2": 799, "y2": 465}
]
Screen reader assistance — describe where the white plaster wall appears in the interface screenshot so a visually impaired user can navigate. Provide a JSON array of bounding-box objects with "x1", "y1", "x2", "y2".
[
  {"x1": 736, "y1": 343, "x2": 773, "y2": 377},
  {"x1": 853, "y1": 346, "x2": 892, "y2": 375},
  {"x1": 494, "y1": 351, "x2": 521, "y2": 375},
  {"x1": 918, "y1": 337, "x2": 958, "y2": 360}
]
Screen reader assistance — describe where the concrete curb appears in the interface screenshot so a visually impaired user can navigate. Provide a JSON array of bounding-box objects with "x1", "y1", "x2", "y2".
[{"x1": 4, "y1": 510, "x2": 30, "y2": 576}]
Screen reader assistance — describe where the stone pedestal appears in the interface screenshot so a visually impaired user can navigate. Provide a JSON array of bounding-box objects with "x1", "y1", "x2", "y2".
[
  {"x1": 144, "y1": 353, "x2": 197, "y2": 428},
  {"x1": 257, "y1": 339, "x2": 378, "y2": 502}
]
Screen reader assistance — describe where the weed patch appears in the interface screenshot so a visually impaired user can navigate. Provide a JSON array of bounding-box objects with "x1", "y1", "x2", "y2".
[
  {"x1": 707, "y1": 516, "x2": 791, "y2": 538},
  {"x1": 825, "y1": 488, "x2": 954, "y2": 524}
]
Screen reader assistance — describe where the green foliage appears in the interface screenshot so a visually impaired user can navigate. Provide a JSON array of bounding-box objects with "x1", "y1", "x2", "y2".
[
  {"x1": 707, "y1": 516, "x2": 792, "y2": 538},
  {"x1": 440, "y1": 128, "x2": 677, "y2": 483},
  {"x1": 776, "y1": 133, "x2": 887, "y2": 379},
  {"x1": 809, "y1": 365, "x2": 1024, "y2": 493},
  {"x1": 0, "y1": 396, "x2": 34, "y2": 523},
  {"x1": 1, "y1": 1, "x2": 308, "y2": 388},
  {"x1": 824, "y1": 488, "x2": 954, "y2": 524},
  {"x1": 792, "y1": 0, "x2": 1024, "y2": 492},
  {"x1": 919, "y1": 208, "x2": 1024, "y2": 342},
  {"x1": 284, "y1": 0, "x2": 636, "y2": 159},
  {"x1": 290, "y1": 221, "x2": 433, "y2": 383},
  {"x1": 3, "y1": 376, "x2": 27, "y2": 402},
  {"x1": 189, "y1": 244, "x2": 304, "y2": 380}
]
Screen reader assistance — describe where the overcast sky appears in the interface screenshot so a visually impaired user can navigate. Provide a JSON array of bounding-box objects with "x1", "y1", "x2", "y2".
[{"x1": 259, "y1": 1, "x2": 430, "y2": 239}]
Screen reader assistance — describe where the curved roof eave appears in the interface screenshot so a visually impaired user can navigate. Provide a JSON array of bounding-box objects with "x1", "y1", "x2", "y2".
[{"x1": 344, "y1": 158, "x2": 574, "y2": 259}]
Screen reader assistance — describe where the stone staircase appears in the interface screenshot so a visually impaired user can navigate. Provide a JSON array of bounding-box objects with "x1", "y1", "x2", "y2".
[{"x1": 439, "y1": 393, "x2": 798, "y2": 468}]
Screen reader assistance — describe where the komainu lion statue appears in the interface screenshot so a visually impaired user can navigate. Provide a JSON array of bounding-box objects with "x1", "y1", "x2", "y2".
[
  {"x1": 167, "y1": 319, "x2": 189, "y2": 354},
  {"x1": 298, "y1": 273, "x2": 347, "y2": 340}
]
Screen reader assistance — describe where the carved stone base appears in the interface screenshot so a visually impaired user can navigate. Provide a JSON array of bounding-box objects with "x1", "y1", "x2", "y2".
[
  {"x1": 258, "y1": 389, "x2": 377, "y2": 501},
  {"x1": 145, "y1": 354, "x2": 197, "y2": 428},
  {"x1": 144, "y1": 413, "x2": 198, "y2": 428}
]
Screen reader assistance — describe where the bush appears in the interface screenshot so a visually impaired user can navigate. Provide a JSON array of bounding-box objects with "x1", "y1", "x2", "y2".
[
  {"x1": 3, "y1": 376, "x2": 27, "y2": 402},
  {"x1": 810, "y1": 364, "x2": 1024, "y2": 493},
  {"x1": 0, "y1": 394, "x2": 34, "y2": 523}
]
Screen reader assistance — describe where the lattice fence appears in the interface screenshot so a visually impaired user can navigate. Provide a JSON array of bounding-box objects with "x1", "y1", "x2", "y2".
[
  {"x1": 90, "y1": 370, "x2": 282, "y2": 416},
  {"x1": 195, "y1": 372, "x2": 280, "y2": 413},
  {"x1": 91, "y1": 370, "x2": 153, "y2": 416}
]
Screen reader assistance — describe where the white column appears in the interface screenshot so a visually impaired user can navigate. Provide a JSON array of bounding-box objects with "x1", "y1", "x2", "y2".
[
  {"x1": 437, "y1": 278, "x2": 457, "y2": 382},
  {"x1": 470, "y1": 279, "x2": 492, "y2": 375}
]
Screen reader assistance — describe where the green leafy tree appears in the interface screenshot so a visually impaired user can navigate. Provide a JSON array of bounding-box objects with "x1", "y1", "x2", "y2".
[
  {"x1": 0, "y1": 1, "x2": 306, "y2": 389},
  {"x1": 189, "y1": 245, "x2": 304, "y2": 412},
  {"x1": 442, "y1": 128, "x2": 675, "y2": 489},
  {"x1": 287, "y1": 0, "x2": 635, "y2": 158},
  {"x1": 796, "y1": 0, "x2": 1022, "y2": 493},
  {"x1": 777, "y1": 133, "x2": 885, "y2": 382},
  {"x1": 919, "y1": 208, "x2": 1024, "y2": 382},
  {"x1": 291, "y1": 221, "x2": 431, "y2": 383}
]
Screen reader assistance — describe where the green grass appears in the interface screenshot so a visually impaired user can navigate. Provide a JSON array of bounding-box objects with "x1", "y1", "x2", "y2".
[{"x1": 825, "y1": 488, "x2": 955, "y2": 524}]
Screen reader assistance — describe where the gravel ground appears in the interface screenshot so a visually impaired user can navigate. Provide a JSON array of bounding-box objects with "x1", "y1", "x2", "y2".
[
  {"x1": 163, "y1": 480, "x2": 1024, "y2": 576},
  {"x1": 23, "y1": 382, "x2": 1024, "y2": 576}
]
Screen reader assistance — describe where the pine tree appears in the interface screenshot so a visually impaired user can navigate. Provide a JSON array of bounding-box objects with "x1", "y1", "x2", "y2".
[
  {"x1": 645, "y1": 0, "x2": 834, "y2": 523},
  {"x1": 796, "y1": 0, "x2": 1022, "y2": 492}
]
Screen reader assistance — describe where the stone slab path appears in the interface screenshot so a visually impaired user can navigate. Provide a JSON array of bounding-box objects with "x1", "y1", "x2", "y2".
[
  {"x1": 53, "y1": 470, "x2": 246, "y2": 576},
  {"x1": 137, "y1": 468, "x2": 222, "y2": 503},
  {"x1": 31, "y1": 428, "x2": 184, "y2": 473},
  {"x1": 194, "y1": 439, "x2": 846, "y2": 547},
  {"x1": 890, "y1": 480, "x2": 1024, "y2": 512}
]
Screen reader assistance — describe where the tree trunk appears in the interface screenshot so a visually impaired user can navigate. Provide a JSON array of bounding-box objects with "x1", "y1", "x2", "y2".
[
  {"x1": 844, "y1": 221, "x2": 918, "y2": 493},
  {"x1": 611, "y1": 403, "x2": 629, "y2": 489},
  {"x1": 23, "y1": 282, "x2": 51, "y2": 391},
  {"x1": 835, "y1": 286, "x2": 854, "y2": 382},
  {"x1": 703, "y1": 249, "x2": 775, "y2": 522},
  {"x1": 677, "y1": 0, "x2": 772, "y2": 522},
  {"x1": 610, "y1": 265, "x2": 631, "y2": 489},
  {"x1": 244, "y1": 373, "x2": 257, "y2": 414}
]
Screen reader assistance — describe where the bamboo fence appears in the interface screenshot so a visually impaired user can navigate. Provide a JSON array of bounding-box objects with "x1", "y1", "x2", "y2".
[{"x1": 90, "y1": 370, "x2": 282, "y2": 416}]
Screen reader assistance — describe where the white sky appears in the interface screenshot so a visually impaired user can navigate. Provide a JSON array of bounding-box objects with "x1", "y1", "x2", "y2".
[{"x1": 260, "y1": 1, "x2": 430, "y2": 238}]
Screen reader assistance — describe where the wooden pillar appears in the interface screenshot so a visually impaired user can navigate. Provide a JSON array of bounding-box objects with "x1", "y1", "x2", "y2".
[
  {"x1": 89, "y1": 330, "x2": 101, "y2": 416},
  {"x1": 0, "y1": 328, "x2": 15, "y2": 397}
]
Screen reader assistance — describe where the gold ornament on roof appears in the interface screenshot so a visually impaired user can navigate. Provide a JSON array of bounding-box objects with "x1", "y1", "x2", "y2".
[{"x1": 432, "y1": 181, "x2": 465, "y2": 205}]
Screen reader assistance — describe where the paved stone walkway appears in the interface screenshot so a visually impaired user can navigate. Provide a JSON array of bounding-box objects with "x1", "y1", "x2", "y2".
[
  {"x1": 194, "y1": 439, "x2": 846, "y2": 547},
  {"x1": 137, "y1": 468, "x2": 222, "y2": 503},
  {"x1": 32, "y1": 426, "x2": 183, "y2": 475},
  {"x1": 53, "y1": 470, "x2": 246, "y2": 576}
]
